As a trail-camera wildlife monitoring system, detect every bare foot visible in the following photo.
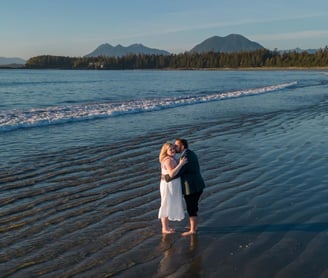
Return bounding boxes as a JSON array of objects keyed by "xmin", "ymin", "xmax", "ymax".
[
  {"xmin": 162, "ymin": 229, "xmax": 175, "ymax": 234},
  {"xmin": 181, "ymin": 230, "xmax": 196, "ymax": 236}
]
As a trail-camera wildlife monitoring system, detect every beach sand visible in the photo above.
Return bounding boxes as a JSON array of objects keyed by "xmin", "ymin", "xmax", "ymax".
[{"xmin": 1, "ymin": 97, "xmax": 327, "ymax": 277}]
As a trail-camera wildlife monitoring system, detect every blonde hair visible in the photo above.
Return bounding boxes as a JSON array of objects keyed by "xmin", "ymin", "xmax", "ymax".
[{"xmin": 159, "ymin": 142, "xmax": 173, "ymax": 163}]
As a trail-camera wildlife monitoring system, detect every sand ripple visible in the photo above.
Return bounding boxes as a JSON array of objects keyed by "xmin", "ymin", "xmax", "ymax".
[{"xmin": 1, "ymin": 99, "xmax": 327, "ymax": 277}]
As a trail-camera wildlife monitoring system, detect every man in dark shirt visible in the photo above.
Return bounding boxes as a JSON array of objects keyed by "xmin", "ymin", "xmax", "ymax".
[{"xmin": 174, "ymin": 138, "xmax": 205, "ymax": 236}]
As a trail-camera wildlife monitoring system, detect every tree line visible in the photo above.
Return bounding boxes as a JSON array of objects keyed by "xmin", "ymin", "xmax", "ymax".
[{"xmin": 25, "ymin": 48, "xmax": 328, "ymax": 69}]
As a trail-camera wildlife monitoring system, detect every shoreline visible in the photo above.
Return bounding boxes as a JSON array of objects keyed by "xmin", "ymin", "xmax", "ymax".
[
  {"xmin": 2, "ymin": 66, "xmax": 328, "ymax": 71},
  {"xmin": 1, "ymin": 70, "xmax": 327, "ymax": 277},
  {"xmin": 162, "ymin": 66, "xmax": 328, "ymax": 71}
]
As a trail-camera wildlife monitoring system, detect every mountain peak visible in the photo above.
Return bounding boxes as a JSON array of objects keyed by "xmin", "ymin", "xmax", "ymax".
[
  {"xmin": 191, "ymin": 34, "xmax": 264, "ymax": 53},
  {"xmin": 85, "ymin": 43, "xmax": 169, "ymax": 57}
]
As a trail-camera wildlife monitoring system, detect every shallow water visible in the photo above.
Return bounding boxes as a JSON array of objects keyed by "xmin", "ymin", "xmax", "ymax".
[{"xmin": 0, "ymin": 70, "xmax": 327, "ymax": 277}]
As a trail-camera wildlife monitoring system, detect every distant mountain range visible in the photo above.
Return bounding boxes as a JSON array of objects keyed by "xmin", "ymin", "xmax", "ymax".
[
  {"xmin": 0, "ymin": 57, "xmax": 26, "ymax": 66},
  {"xmin": 86, "ymin": 34, "xmax": 264, "ymax": 57},
  {"xmin": 0, "ymin": 35, "xmax": 322, "ymax": 63},
  {"xmin": 279, "ymin": 47, "xmax": 318, "ymax": 54},
  {"xmin": 85, "ymin": 43, "xmax": 170, "ymax": 57},
  {"xmin": 190, "ymin": 34, "xmax": 264, "ymax": 53}
]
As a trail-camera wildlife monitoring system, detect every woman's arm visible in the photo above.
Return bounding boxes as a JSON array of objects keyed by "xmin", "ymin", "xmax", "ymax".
[{"xmin": 163, "ymin": 157, "xmax": 187, "ymax": 178}]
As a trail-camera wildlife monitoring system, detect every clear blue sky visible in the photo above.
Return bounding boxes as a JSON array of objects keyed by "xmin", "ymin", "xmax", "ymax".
[{"xmin": 1, "ymin": 0, "xmax": 328, "ymax": 59}]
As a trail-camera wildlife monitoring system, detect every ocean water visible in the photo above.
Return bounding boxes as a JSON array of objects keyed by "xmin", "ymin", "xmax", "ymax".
[{"xmin": 0, "ymin": 69, "xmax": 327, "ymax": 277}]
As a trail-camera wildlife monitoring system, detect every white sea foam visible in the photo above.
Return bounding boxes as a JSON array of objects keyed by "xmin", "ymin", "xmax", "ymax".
[{"xmin": 0, "ymin": 81, "xmax": 297, "ymax": 132}]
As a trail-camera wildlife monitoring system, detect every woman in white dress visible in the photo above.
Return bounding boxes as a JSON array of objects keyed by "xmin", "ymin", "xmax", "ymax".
[{"xmin": 158, "ymin": 142, "xmax": 187, "ymax": 234}]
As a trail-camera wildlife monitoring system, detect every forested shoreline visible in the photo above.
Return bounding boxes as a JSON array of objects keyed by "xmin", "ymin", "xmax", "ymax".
[{"xmin": 24, "ymin": 48, "xmax": 328, "ymax": 69}]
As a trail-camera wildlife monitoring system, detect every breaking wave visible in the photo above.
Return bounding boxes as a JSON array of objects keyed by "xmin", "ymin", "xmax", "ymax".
[{"xmin": 0, "ymin": 81, "xmax": 297, "ymax": 132}]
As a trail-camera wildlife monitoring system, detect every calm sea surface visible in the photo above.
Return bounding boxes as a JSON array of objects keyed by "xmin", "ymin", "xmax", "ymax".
[{"xmin": 0, "ymin": 69, "xmax": 327, "ymax": 277}]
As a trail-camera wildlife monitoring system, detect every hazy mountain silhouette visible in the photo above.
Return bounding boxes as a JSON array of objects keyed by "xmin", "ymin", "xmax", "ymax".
[
  {"xmin": 85, "ymin": 43, "xmax": 170, "ymax": 57},
  {"xmin": 1, "ymin": 34, "xmax": 321, "ymax": 62},
  {"xmin": 190, "ymin": 34, "xmax": 264, "ymax": 53},
  {"xmin": 0, "ymin": 57, "xmax": 25, "ymax": 65}
]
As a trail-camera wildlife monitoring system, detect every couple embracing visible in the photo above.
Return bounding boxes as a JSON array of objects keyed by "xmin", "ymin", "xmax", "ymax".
[{"xmin": 158, "ymin": 138, "xmax": 205, "ymax": 236}]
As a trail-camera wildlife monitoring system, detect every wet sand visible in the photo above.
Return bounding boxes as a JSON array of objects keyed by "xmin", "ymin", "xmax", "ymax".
[{"xmin": 1, "ymin": 97, "xmax": 327, "ymax": 277}]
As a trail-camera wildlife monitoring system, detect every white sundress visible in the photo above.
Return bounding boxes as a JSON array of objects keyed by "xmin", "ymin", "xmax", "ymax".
[{"xmin": 158, "ymin": 160, "xmax": 185, "ymax": 221}]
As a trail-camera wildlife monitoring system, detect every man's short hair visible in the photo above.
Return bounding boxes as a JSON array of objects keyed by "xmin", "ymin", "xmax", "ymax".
[{"xmin": 176, "ymin": 138, "xmax": 188, "ymax": 149}]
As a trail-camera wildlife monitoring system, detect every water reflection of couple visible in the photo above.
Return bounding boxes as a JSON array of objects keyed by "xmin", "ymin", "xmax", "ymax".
[{"xmin": 158, "ymin": 138, "xmax": 205, "ymax": 236}]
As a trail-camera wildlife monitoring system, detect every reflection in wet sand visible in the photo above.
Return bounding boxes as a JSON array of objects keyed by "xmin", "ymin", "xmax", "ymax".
[{"xmin": 156, "ymin": 234, "xmax": 201, "ymax": 278}]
